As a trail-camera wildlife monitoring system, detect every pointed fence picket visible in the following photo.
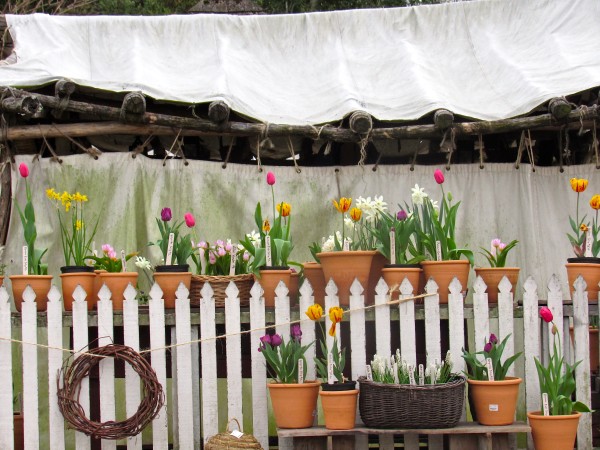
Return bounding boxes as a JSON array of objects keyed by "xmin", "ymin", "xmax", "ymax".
[{"xmin": 1, "ymin": 271, "xmax": 597, "ymax": 450}]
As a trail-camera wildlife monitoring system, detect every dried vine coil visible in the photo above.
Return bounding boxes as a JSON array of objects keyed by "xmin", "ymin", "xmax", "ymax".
[{"xmin": 57, "ymin": 344, "xmax": 164, "ymax": 440}]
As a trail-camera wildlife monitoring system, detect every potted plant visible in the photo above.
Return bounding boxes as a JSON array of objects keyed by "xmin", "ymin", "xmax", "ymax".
[
  {"xmin": 258, "ymin": 324, "xmax": 318, "ymax": 429},
  {"xmin": 148, "ymin": 208, "xmax": 194, "ymax": 308},
  {"xmin": 370, "ymin": 208, "xmax": 425, "ymax": 298},
  {"xmin": 240, "ymin": 171, "xmax": 296, "ymax": 307},
  {"xmin": 565, "ymin": 178, "xmax": 600, "ymax": 300},
  {"xmin": 413, "ymin": 169, "xmax": 474, "ymax": 303},
  {"xmin": 527, "ymin": 307, "xmax": 592, "ymax": 450},
  {"xmin": 316, "ymin": 195, "xmax": 388, "ymax": 306},
  {"xmin": 305, "ymin": 303, "xmax": 358, "ymax": 430},
  {"xmin": 86, "ymin": 244, "xmax": 138, "ymax": 310},
  {"xmin": 474, "ymin": 238, "xmax": 519, "ymax": 303},
  {"xmin": 359, "ymin": 350, "xmax": 464, "ymax": 428},
  {"xmin": 302, "ymin": 243, "xmax": 327, "ymax": 306},
  {"xmin": 10, "ymin": 163, "xmax": 52, "ymax": 312},
  {"xmin": 462, "ymin": 333, "xmax": 522, "ymax": 425}
]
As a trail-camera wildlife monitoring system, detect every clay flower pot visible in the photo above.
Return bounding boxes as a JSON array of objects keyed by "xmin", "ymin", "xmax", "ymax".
[
  {"xmin": 97, "ymin": 272, "xmax": 139, "ymax": 310},
  {"xmin": 467, "ymin": 377, "xmax": 521, "ymax": 425},
  {"xmin": 302, "ymin": 262, "xmax": 326, "ymax": 306},
  {"xmin": 60, "ymin": 266, "xmax": 96, "ymax": 311},
  {"xmin": 257, "ymin": 267, "xmax": 292, "ymax": 307},
  {"xmin": 381, "ymin": 264, "xmax": 422, "ymax": 300},
  {"xmin": 421, "ymin": 260, "xmax": 470, "ymax": 303},
  {"xmin": 154, "ymin": 264, "xmax": 192, "ymax": 308},
  {"xmin": 565, "ymin": 257, "xmax": 600, "ymax": 301},
  {"xmin": 473, "ymin": 267, "xmax": 520, "ymax": 303},
  {"xmin": 320, "ymin": 380, "xmax": 358, "ymax": 430},
  {"xmin": 527, "ymin": 410, "xmax": 581, "ymax": 450},
  {"xmin": 9, "ymin": 274, "xmax": 53, "ymax": 312},
  {"xmin": 93, "ymin": 269, "xmax": 107, "ymax": 302},
  {"xmin": 268, "ymin": 381, "xmax": 320, "ymax": 428}
]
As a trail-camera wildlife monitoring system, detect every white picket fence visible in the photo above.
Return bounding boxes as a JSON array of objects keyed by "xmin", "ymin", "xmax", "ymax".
[{"xmin": 0, "ymin": 273, "xmax": 595, "ymax": 450}]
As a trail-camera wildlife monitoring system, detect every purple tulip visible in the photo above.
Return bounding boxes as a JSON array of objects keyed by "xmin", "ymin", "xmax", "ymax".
[
  {"xmin": 260, "ymin": 334, "xmax": 272, "ymax": 346},
  {"xmin": 397, "ymin": 210, "xmax": 408, "ymax": 221},
  {"xmin": 161, "ymin": 207, "xmax": 172, "ymax": 222},
  {"xmin": 484, "ymin": 342, "xmax": 492, "ymax": 353},
  {"xmin": 489, "ymin": 334, "xmax": 498, "ymax": 345},
  {"xmin": 270, "ymin": 334, "xmax": 283, "ymax": 347},
  {"xmin": 291, "ymin": 324, "xmax": 302, "ymax": 342}
]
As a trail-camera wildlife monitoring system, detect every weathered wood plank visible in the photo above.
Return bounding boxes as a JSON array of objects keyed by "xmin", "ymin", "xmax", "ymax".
[
  {"xmin": 522, "ymin": 277, "xmax": 540, "ymax": 450},
  {"xmin": 97, "ymin": 285, "xmax": 116, "ymax": 450},
  {"xmin": 0, "ymin": 287, "xmax": 13, "ymax": 450},
  {"xmin": 349, "ymin": 279, "xmax": 368, "ymax": 450},
  {"xmin": 497, "ymin": 277, "xmax": 515, "ymax": 377},
  {"xmin": 250, "ymin": 282, "xmax": 268, "ymax": 450},
  {"xmin": 46, "ymin": 286, "xmax": 65, "ymax": 450},
  {"xmin": 72, "ymin": 285, "xmax": 91, "ymax": 450},
  {"xmin": 200, "ymin": 281, "xmax": 218, "ymax": 444},
  {"xmin": 123, "ymin": 285, "xmax": 141, "ymax": 450},
  {"xmin": 225, "ymin": 282, "xmax": 243, "ymax": 427}
]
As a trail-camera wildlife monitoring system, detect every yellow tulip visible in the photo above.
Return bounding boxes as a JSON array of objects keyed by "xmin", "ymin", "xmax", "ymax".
[
  {"xmin": 570, "ymin": 178, "xmax": 588, "ymax": 193},
  {"xmin": 349, "ymin": 207, "xmax": 362, "ymax": 222},
  {"xmin": 580, "ymin": 223, "xmax": 589, "ymax": 232},
  {"xmin": 590, "ymin": 194, "xmax": 600, "ymax": 210},
  {"xmin": 305, "ymin": 304, "xmax": 323, "ymax": 321},
  {"xmin": 333, "ymin": 197, "xmax": 352, "ymax": 213},
  {"xmin": 262, "ymin": 219, "xmax": 271, "ymax": 233},
  {"xmin": 328, "ymin": 306, "xmax": 344, "ymax": 336},
  {"xmin": 276, "ymin": 202, "xmax": 291, "ymax": 217}
]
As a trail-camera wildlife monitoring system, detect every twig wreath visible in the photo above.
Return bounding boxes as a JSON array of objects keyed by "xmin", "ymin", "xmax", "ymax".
[{"xmin": 57, "ymin": 344, "xmax": 164, "ymax": 440}]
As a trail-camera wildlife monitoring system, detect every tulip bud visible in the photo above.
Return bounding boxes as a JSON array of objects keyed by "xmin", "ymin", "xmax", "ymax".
[
  {"xmin": 160, "ymin": 207, "xmax": 172, "ymax": 222},
  {"xmin": 19, "ymin": 163, "xmax": 29, "ymax": 178},
  {"xmin": 434, "ymin": 169, "xmax": 444, "ymax": 184},
  {"xmin": 184, "ymin": 212, "xmax": 195, "ymax": 228},
  {"xmin": 266, "ymin": 171, "xmax": 276, "ymax": 186},
  {"xmin": 270, "ymin": 334, "xmax": 283, "ymax": 347},
  {"xmin": 396, "ymin": 210, "xmax": 408, "ymax": 221}
]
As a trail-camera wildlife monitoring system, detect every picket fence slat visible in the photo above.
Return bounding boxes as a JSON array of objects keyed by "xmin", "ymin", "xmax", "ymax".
[
  {"xmin": 122, "ymin": 285, "xmax": 142, "ymax": 450},
  {"xmin": 22, "ymin": 287, "xmax": 39, "ymax": 450},
  {"xmin": 0, "ymin": 287, "xmax": 14, "ymax": 450},
  {"xmin": 249, "ymin": 282, "xmax": 268, "ymax": 450},
  {"xmin": 148, "ymin": 284, "xmax": 168, "ymax": 449},
  {"xmin": 274, "ymin": 282, "xmax": 293, "ymax": 450},
  {"xmin": 72, "ymin": 286, "xmax": 91, "ymax": 450},
  {"xmin": 299, "ymin": 280, "xmax": 316, "ymax": 381},
  {"xmin": 522, "ymin": 277, "xmax": 540, "ymax": 450},
  {"xmin": 546, "ymin": 275, "xmax": 563, "ymax": 361},
  {"xmin": 472, "ymin": 276, "xmax": 490, "ymax": 353},
  {"xmin": 573, "ymin": 276, "xmax": 592, "ymax": 450},
  {"xmin": 497, "ymin": 277, "xmax": 515, "ymax": 377},
  {"xmin": 47, "ymin": 286, "xmax": 65, "ymax": 450},
  {"xmin": 200, "ymin": 282, "xmax": 218, "ymax": 444},
  {"xmin": 191, "ymin": 324, "xmax": 201, "ymax": 447},
  {"xmin": 225, "ymin": 282, "xmax": 244, "ymax": 429},
  {"xmin": 97, "ymin": 285, "xmax": 116, "ymax": 450},
  {"xmin": 324, "ymin": 280, "xmax": 340, "ymax": 375}
]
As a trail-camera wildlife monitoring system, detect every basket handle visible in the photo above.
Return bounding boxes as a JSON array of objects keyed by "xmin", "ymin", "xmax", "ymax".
[{"xmin": 226, "ymin": 418, "xmax": 242, "ymax": 433}]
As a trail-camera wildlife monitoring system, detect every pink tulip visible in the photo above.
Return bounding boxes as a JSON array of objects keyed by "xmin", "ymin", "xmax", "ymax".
[
  {"xmin": 266, "ymin": 171, "xmax": 276, "ymax": 186},
  {"xmin": 184, "ymin": 212, "xmax": 195, "ymax": 228},
  {"xmin": 19, "ymin": 163, "xmax": 29, "ymax": 178},
  {"xmin": 434, "ymin": 169, "xmax": 444, "ymax": 184},
  {"xmin": 540, "ymin": 306, "xmax": 553, "ymax": 323}
]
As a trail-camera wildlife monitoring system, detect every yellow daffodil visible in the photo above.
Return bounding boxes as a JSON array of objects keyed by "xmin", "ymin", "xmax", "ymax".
[
  {"xmin": 72, "ymin": 192, "xmax": 88, "ymax": 203},
  {"xmin": 349, "ymin": 207, "xmax": 362, "ymax": 222},
  {"xmin": 305, "ymin": 304, "xmax": 323, "ymax": 321},
  {"xmin": 262, "ymin": 219, "xmax": 271, "ymax": 233},
  {"xmin": 65, "ymin": 201, "xmax": 71, "ymax": 212},
  {"xmin": 328, "ymin": 306, "xmax": 344, "ymax": 336},
  {"xmin": 276, "ymin": 202, "xmax": 291, "ymax": 217},
  {"xmin": 590, "ymin": 195, "xmax": 600, "ymax": 210},
  {"xmin": 570, "ymin": 178, "xmax": 588, "ymax": 193},
  {"xmin": 333, "ymin": 197, "xmax": 352, "ymax": 214},
  {"xmin": 75, "ymin": 220, "xmax": 83, "ymax": 231},
  {"xmin": 46, "ymin": 188, "xmax": 60, "ymax": 201}
]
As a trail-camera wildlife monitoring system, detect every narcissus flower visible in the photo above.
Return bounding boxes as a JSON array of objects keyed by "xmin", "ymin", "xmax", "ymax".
[
  {"xmin": 349, "ymin": 207, "xmax": 362, "ymax": 222},
  {"xmin": 333, "ymin": 197, "xmax": 352, "ymax": 213},
  {"xmin": 305, "ymin": 304, "xmax": 323, "ymax": 321},
  {"xmin": 570, "ymin": 178, "xmax": 588, "ymax": 193},
  {"xmin": 328, "ymin": 306, "xmax": 344, "ymax": 336},
  {"xmin": 276, "ymin": 202, "xmax": 291, "ymax": 217},
  {"xmin": 19, "ymin": 163, "xmax": 29, "ymax": 178}
]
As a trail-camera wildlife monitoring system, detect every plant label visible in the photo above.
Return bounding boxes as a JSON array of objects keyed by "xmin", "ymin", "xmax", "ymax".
[
  {"xmin": 435, "ymin": 241, "xmax": 442, "ymax": 261},
  {"xmin": 22, "ymin": 245, "xmax": 28, "ymax": 275},
  {"xmin": 265, "ymin": 235, "xmax": 272, "ymax": 266},
  {"xmin": 328, "ymin": 353, "xmax": 334, "ymax": 385},
  {"xmin": 408, "ymin": 365, "xmax": 416, "ymax": 385},
  {"xmin": 93, "ymin": 249, "xmax": 98, "ymax": 257},
  {"xmin": 418, "ymin": 364, "xmax": 425, "ymax": 385},
  {"xmin": 489, "ymin": 404, "xmax": 499, "ymax": 412},
  {"xmin": 343, "ymin": 239, "xmax": 350, "ymax": 251},
  {"xmin": 585, "ymin": 229, "xmax": 593, "ymax": 257},
  {"xmin": 166, "ymin": 233, "xmax": 174, "ymax": 265},
  {"xmin": 366, "ymin": 365, "xmax": 373, "ymax": 381},
  {"xmin": 390, "ymin": 228, "xmax": 396, "ymax": 265},
  {"xmin": 229, "ymin": 246, "xmax": 237, "ymax": 276},
  {"xmin": 486, "ymin": 357, "xmax": 495, "ymax": 381},
  {"xmin": 121, "ymin": 250, "xmax": 127, "ymax": 272},
  {"xmin": 297, "ymin": 359, "xmax": 304, "ymax": 384},
  {"xmin": 230, "ymin": 430, "xmax": 244, "ymax": 439},
  {"xmin": 542, "ymin": 393, "xmax": 549, "ymax": 416},
  {"xmin": 393, "ymin": 362, "xmax": 399, "ymax": 383}
]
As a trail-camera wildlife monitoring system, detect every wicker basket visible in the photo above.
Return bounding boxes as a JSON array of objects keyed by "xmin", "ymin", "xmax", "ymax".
[
  {"xmin": 205, "ymin": 418, "xmax": 263, "ymax": 450},
  {"xmin": 190, "ymin": 274, "xmax": 254, "ymax": 307},
  {"xmin": 358, "ymin": 376, "xmax": 465, "ymax": 429}
]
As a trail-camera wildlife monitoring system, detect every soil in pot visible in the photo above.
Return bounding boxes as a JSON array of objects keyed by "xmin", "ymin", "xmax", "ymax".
[
  {"xmin": 9, "ymin": 275, "xmax": 53, "ymax": 312},
  {"xmin": 321, "ymin": 380, "xmax": 357, "ymax": 391},
  {"xmin": 155, "ymin": 264, "xmax": 190, "ymax": 273}
]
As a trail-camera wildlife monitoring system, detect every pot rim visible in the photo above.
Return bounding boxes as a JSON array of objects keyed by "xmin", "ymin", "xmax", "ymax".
[
  {"xmin": 319, "ymin": 389, "xmax": 359, "ymax": 396},
  {"xmin": 527, "ymin": 410, "xmax": 582, "ymax": 419},
  {"xmin": 98, "ymin": 271, "xmax": 139, "ymax": 277},
  {"xmin": 474, "ymin": 267, "xmax": 520, "ymax": 271},
  {"xmin": 467, "ymin": 376, "xmax": 522, "ymax": 386},
  {"xmin": 317, "ymin": 250, "xmax": 378, "ymax": 257},
  {"xmin": 9, "ymin": 274, "xmax": 53, "ymax": 280},
  {"xmin": 267, "ymin": 380, "xmax": 320, "ymax": 388},
  {"xmin": 420, "ymin": 259, "xmax": 470, "ymax": 266}
]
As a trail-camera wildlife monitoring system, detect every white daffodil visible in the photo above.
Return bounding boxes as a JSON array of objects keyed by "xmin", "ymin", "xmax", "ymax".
[
  {"xmin": 372, "ymin": 195, "xmax": 388, "ymax": 213},
  {"xmin": 135, "ymin": 256, "xmax": 153, "ymax": 271},
  {"xmin": 247, "ymin": 230, "xmax": 261, "ymax": 247},
  {"xmin": 411, "ymin": 184, "xmax": 428, "ymax": 205}
]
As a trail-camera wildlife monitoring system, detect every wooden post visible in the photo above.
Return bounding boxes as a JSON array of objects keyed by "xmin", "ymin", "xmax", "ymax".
[
  {"xmin": 349, "ymin": 111, "xmax": 373, "ymax": 134},
  {"xmin": 1, "ymin": 96, "xmax": 40, "ymax": 117},
  {"xmin": 0, "ymin": 147, "xmax": 11, "ymax": 246},
  {"xmin": 434, "ymin": 109, "xmax": 454, "ymax": 130},
  {"xmin": 120, "ymin": 92, "xmax": 146, "ymax": 122},
  {"xmin": 200, "ymin": 282, "xmax": 218, "ymax": 445},
  {"xmin": 208, "ymin": 100, "xmax": 230, "ymax": 123},
  {"xmin": 548, "ymin": 98, "xmax": 572, "ymax": 121},
  {"xmin": 55, "ymin": 80, "xmax": 76, "ymax": 98}
]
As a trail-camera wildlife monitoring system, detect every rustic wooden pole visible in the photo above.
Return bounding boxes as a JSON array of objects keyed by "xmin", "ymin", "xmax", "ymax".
[
  {"xmin": 349, "ymin": 111, "xmax": 373, "ymax": 134},
  {"xmin": 55, "ymin": 79, "xmax": 76, "ymax": 99},
  {"xmin": 434, "ymin": 109, "xmax": 454, "ymax": 130},
  {"xmin": 207, "ymin": 100, "xmax": 230, "ymax": 123},
  {"xmin": 0, "ymin": 149, "xmax": 11, "ymax": 246},
  {"xmin": 1, "ymin": 96, "xmax": 41, "ymax": 118},
  {"xmin": 120, "ymin": 92, "xmax": 146, "ymax": 122},
  {"xmin": 548, "ymin": 97, "xmax": 572, "ymax": 120}
]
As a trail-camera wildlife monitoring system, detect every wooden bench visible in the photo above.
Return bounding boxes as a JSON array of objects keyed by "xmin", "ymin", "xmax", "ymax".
[{"xmin": 278, "ymin": 422, "xmax": 531, "ymax": 450}]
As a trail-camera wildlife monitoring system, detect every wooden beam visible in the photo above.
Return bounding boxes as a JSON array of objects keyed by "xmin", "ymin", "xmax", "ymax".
[
  {"xmin": 349, "ymin": 111, "xmax": 373, "ymax": 134},
  {"xmin": 120, "ymin": 92, "xmax": 146, "ymax": 122},
  {"xmin": 55, "ymin": 79, "xmax": 76, "ymax": 98},
  {"xmin": 1, "ymin": 96, "xmax": 41, "ymax": 118},
  {"xmin": 207, "ymin": 100, "xmax": 230, "ymax": 123},
  {"xmin": 0, "ymin": 148, "xmax": 11, "ymax": 246},
  {"xmin": 434, "ymin": 109, "xmax": 454, "ymax": 130},
  {"xmin": 548, "ymin": 97, "xmax": 572, "ymax": 121}
]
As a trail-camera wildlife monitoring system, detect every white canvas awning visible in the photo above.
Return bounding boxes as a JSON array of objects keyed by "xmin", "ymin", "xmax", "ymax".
[{"xmin": 1, "ymin": 0, "xmax": 599, "ymax": 125}]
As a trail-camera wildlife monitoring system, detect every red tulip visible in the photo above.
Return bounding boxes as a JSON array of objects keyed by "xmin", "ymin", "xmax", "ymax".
[
  {"xmin": 266, "ymin": 171, "xmax": 276, "ymax": 186},
  {"xmin": 19, "ymin": 163, "xmax": 29, "ymax": 178},
  {"xmin": 539, "ymin": 306, "xmax": 553, "ymax": 323},
  {"xmin": 184, "ymin": 212, "xmax": 195, "ymax": 228},
  {"xmin": 434, "ymin": 169, "xmax": 444, "ymax": 184}
]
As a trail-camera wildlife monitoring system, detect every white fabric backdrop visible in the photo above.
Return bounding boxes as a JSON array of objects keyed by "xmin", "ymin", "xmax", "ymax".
[
  {"xmin": 2, "ymin": 0, "xmax": 600, "ymax": 124},
  {"xmin": 4, "ymin": 153, "xmax": 600, "ymax": 300}
]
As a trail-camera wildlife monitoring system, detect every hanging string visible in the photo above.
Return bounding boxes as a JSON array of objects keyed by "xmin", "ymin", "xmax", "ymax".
[
  {"xmin": 372, "ymin": 151, "xmax": 383, "ymax": 172},
  {"xmin": 286, "ymin": 136, "xmax": 301, "ymax": 173},
  {"xmin": 578, "ymin": 105, "xmax": 589, "ymax": 136},
  {"xmin": 38, "ymin": 127, "xmax": 62, "ymax": 164},
  {"xmin": 221, "ymin": 137, "xmax": 235, "ymax": 169},
  {"xmin": 410, "ymin": 142, "xmax": 419, "ymax": 171},
  {"xmin": 357, "ymin": 130, "xmax": 371, "ymax": 166},
  {"xmin": 444, "ymin": 128, "xmax": 456, "ymax": 170},
  {"xmin": 557, "ymin": 129, "xmax": 564, "ymax": 173},
  {"xmin": 563, "ymin": 126, "xmax": 571, "ymax": 166},
  {"xmin": 525, "ymin": 129, "xmax": 535, "ymax": 172},
  {"xmin": 478, "ymin": 134, "xmax": 484, "ymax": 169},
  {"xmin": 515, "ymin": 130, "xmax": 525, "ymax": 170},
  {"xmin": 131, "ymin": 135, "xmax": 153, "ymax": 159},
  {"xmin": 163, "ymin": 128, "xmax": 187, "ymax": 166}
]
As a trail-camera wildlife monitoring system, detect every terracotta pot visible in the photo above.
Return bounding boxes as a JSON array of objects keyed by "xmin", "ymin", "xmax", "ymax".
[
  {"xmin": 97, "ymin": 272, "xmax": 139, "ymax": 310},
  {"xmin": 467, "ymin": 377, "xmax": 521, "ymax": 425},
  {"xmin": 93, "ymin": 269, "xmax": 107, "ymax": 302},
  {"xmin": 367, "ymin": 252, "xmax": 387, "ymax": 304},
  {"xmin": 153, "ymin": 271, "xmax": 192, "ymax": 308},
  {"xmin": 473, "ymin": 267, "xmax": 520, "ymax": 303},
  {"xmin": 421, "ymin": 260, "xmax": 470, "ymax": 303},
  {"xmin": 9, "ymin": 275, "xmax": 53, "ymax": 312},
  {"xmin": 60, "ymin": 271, "xmax": 96, "ymax": 311},
  {"xmin": 381, "ymin": 265, "xmax": 422, "ymax": 300},
  {"xmin": 527, "ymin": 410, "xmax": 581, "ymax": 450},
  {"xmin": 268, "ymin": 381, "xmax": 320, "ymax": 428},
  {"xmin": 565, "ymin": 259, "xmax": 600, "ymax": 301},
  {"xmin": 569, "ymin": 326, "xmax": 599, "ymax": 373},
  {"xmin": 303, "ymin": 262, "xmax": 326, "ymax": 306},
  {"xmin": 13, "ymin": 412, "xmax": 23, "ymax": 450},
  {"xmin": 289, "ymin": 271, "xmax": 300, "ymax": 306},
  {"xmin": 257, "ymin": 267, "xmax": 292, "ymax": 307},
  {"xmin": 320, "ymin": 389, "xmax": 359, "ymax": 430},
  {"xmin": 317, "ymin": 251, "xmax": 378, "ymax": 306}
]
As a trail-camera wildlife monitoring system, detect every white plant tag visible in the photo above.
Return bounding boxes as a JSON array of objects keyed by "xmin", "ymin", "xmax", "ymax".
[
  {"xmin": 166, "ymin": 233, "xmax": 174, "ymax": 265},
  {"xmin": 418, "ymin": 364, "xmax": 425, "ymax": 385},
  {"xmin": 229, "ymin": 246, "xmax": 237, "ymax": 276},
  {"xmin": 486, "ymin": 357, "xmax": 495, "ymax": 381},
  {"xmin": 121, "ymin": 250, "xmax": 127, "ymax": 272},
  {"xmin": 22, "ymin": 245, "xmax": 28, "ymax": 275},
  {"xmin": 366, "ymin": 365, "xmax": 373, "ymax": 381},
  {"xmin": 328, "ymin": 353, "xmax": 335, "ymax": 385},
  {"xmin": 542, "ymin": 392, "xmax": 550, "ymax": 416},
  {"xmin": 390, "ymin": 228, "xmax": 396, "ymax": 265},
  {"xmin": 489, "ymin": 404, "xmax": 499, "ymax": 412},
  {"xmin": 231, "ymin": 430, "xmax": 244, "ymax": 439},
  {"xmin": 408, "ymin": 365, "xmax": 416, "ymax": 385},
  {"xmin": 343, "ymin": 239, "xmax": 350, "ymax": 251},
  {"xmin": 297, "ymin": 359, "xmax": 304, "ymax": 384},
  {"xmin": 435, "ymin": 241, "xmax": 442, "ymax": 261},
  {"xmin": 585, "ymin": 229, "xmax": 593, "ymax": 257},
  {"xmin": 265, "ymin": 235, "xmax": 272, "ymax": 266}
]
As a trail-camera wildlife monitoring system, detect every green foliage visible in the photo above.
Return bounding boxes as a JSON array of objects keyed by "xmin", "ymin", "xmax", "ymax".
[
  {"xmin": 148, "ymin": 212, "xmax": 195, "ymax": 266},
  {"xmin": 86, "ymin": 250, "xmax": 138, "ymax": 272},
  {"xmin": 369, "ymin": 210, "xmax": 424, "ymax": 264},
  {"xmin": 315, "ymin": 336, "xmax": 346, "ymax": 382},
  {"xmin": 259, "ymin": 328, "xmax": 313, "ymax": 383},
  {"xmin": 15, "ymin": 178, "xmax": 48, "ymax": 275},
  {"xmin": 370, "ymin": 350, "xmax": 456, "ymax": 385},
  {"xmin": 480, "ymin": 239, "xmax": 518, "ymax": 268},
  {"xmin": 462, "ymin": 334, "xmax": 521, "ymax": 381}
]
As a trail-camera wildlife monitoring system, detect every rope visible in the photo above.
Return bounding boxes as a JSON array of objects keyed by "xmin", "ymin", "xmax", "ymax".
[
  {"xmin": 38, "ymin": 126, "xmax": 63, "ymax": 164},
  {"xmin": 287, "ymin": 136, "xmax": 301, "ymax": 173},
  {"xmin": 358, "ymin": 130, "xmax": 371, "ymax": 166},
  {"xmin": 256, "ymin": 136, "xmax": 262, "ymax": 172},
  {"xmin": 52, "ymin": 125, "xmax": 101, "ymax": 160},
  {"xmin": 558, "ymin": 128, "xmax": 564, "ymax": 173},
  {"xmin": 445, "ymin": 128, "xmax": 456, "ymax": 170},
  {"xmin": 131, "ymin": 135, "xmax": 153, "ymax": 159},
  {"xmin": 221, "ymin": 137, "xmax": 235, "ymax": 169},
  {"xmin": 526, "ymin": 129, "xmax": 535, "ymax": 172}
]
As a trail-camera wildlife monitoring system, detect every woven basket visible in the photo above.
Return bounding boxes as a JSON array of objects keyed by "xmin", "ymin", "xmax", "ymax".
[
  {"xmin": 358, "ymin": 376, "xmax": 465, "ymax": 429},
  {"xmin": 190, "ymin": 274, "xmax": 254, "ymax": 307},
  {"xmin": 205, "ymin": 418, "xmax": 263, "ymax": 450}
]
